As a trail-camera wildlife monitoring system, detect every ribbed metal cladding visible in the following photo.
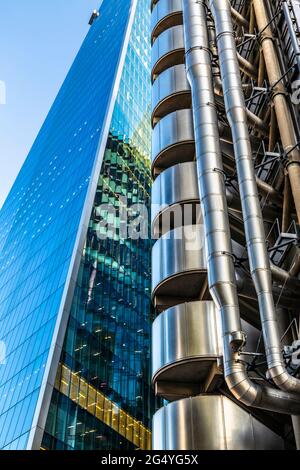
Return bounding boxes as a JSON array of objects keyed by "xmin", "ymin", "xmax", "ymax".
[{"xmin": 152, "ymin": 64, "xmax": 191, "ymax": 125}]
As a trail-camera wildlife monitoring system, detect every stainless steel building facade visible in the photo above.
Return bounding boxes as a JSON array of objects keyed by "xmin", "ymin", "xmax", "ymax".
[
  {"xmin": 150, "ymin": 0, "xmax": 300, "ymax": 450},
  {"xmin": 0, "ymin": 0, "xmax": 156, "ymax": 450}
]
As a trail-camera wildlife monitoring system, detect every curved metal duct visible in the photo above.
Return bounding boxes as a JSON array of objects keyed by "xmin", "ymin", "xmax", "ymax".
[
  {"xmin": 270, "ymin": 262, "xmax": 300, "ymax": 292},
  {"xmin": 183, "ymin": 0, "xmax": 300, "ymax": 414},
  {"xmin": 230, "ymin": 5, "xmax": 249, "ymax": 30},
  {"xmin": 153, "ymin": 395, "xmax": 285, "ymax": 450},
  {"xmin": 209, "ymin": 0, "xmax": 300, "ymax": 396}
]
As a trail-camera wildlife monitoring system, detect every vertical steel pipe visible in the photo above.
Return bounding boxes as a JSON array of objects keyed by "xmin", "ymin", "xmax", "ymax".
[
  {"xmin": 231, "ymin": 6, "xmax": 249, "ymax": 30},
  {"xmin": 257, "ymin": 50, "xmax": 265, "ymax": 87},
  {"xmin": 183, "ymin": 0, "xmax": 300, "ymax": 415},
  {"xmin": 253, "ymin": 0, "xmax": 300, "ymax": 225},
  {"xmin": 282, "ymin": 172, "xmax": 292, "ymax": 232},
  {"xmin": 292, "ymin": 416, "xmax": 300, "ymax": 450}
]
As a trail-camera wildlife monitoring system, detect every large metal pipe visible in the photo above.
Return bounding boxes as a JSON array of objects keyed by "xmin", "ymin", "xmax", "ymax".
[
  {"xmin": 183, "ymin": 0, "xmax": 300, "ymax": 415},
  {"xmin": 207, "ymin": 25, "xmax": 265, "ymax": 132},
  {"xmin": 209, "ymin": 0, "xmax": 300, "ymax": 396},
  {"xmin": 253, "ymin": 0, "xmax": 300, "ymax": 225}
]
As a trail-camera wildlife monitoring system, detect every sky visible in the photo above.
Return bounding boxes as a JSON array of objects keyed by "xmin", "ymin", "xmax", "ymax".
[{"xmin": 0, "ymin": 0, "xmax": 101, "ymax": 209}]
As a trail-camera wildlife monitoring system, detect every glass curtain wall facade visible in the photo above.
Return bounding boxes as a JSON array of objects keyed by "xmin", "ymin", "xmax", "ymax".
[
  {"xmin": 0, "ymin": 0, "xmax": 154, "ymax": 450},
  {"xmin": 42, "ymin": 0, "xmax": 154, "ymax": 450}
]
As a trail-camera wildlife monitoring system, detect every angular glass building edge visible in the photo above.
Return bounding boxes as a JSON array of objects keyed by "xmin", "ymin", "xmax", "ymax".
[{"xmin": 0, "ymin": 0, "xmax": 155, "ymax": 450}]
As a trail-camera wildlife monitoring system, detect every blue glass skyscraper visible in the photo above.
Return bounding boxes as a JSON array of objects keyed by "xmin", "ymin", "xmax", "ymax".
[{"xmin": 0, "ymin": 0, "xmax": 154, "ymax": 450}]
